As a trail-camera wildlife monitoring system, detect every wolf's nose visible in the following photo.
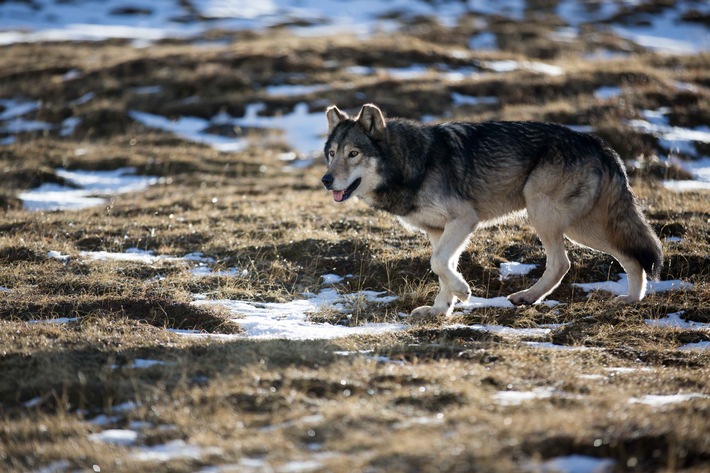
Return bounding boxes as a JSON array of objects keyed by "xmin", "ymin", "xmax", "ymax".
[{"xmin": 321, "ymin": 174, "xmax": 334, "ymax": 189}]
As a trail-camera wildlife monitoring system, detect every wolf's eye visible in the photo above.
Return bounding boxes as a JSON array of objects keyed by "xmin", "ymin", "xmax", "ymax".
[
  {"xmin": 348, "ymin": 150, "xmax": 359, "ymax": 158},
  {"xmin": 329, "ymin": 150, "xmax": 335, "ymax": 158}
]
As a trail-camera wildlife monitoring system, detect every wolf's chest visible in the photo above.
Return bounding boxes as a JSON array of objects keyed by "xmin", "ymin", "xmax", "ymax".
[{"xmin": 396, "ymin": 204, "xmax": 450, "ymax": 232}]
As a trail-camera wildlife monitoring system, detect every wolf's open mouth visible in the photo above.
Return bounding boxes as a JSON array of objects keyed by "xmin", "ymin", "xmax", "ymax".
[{"xmin": 332, "ymin": 178, "xmax": 361, "ymax": 202}]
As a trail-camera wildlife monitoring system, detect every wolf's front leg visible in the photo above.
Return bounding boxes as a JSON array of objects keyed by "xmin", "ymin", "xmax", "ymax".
[
  {"xmin": 429, "ymin": 218, "xmax": 477, "ymax": 302},
  {"xmin": 410, "ymin": 277, "xmax": 456, "ymax": 320},
  {"xmin": 410, "ymin": 218, "xmax": 477, "ymax": 320}
]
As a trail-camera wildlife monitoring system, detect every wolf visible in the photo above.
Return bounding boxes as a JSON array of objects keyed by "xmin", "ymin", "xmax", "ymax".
[{"xmin": 321, "ymin": 103, "xmax": 663, "ymax": 319}]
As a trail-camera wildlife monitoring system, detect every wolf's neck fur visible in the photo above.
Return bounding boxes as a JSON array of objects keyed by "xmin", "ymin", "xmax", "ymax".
[{"xmin": 368, "ymin": 119, "xmax": 432, "ymax": 216}]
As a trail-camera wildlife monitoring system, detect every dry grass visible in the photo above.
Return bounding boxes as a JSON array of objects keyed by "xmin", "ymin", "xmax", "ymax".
[{"xmin": 1, "ymin": 8, "xmax": 709, "ymax": 473}]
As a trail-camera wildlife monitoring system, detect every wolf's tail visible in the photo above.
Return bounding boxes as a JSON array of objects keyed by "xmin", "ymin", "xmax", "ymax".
[{"xmin": 607, "ymin": 175, "xmax": 663, "ymax": 280}]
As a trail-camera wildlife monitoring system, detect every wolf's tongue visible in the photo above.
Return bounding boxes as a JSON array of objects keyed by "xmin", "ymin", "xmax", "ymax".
[{"xmin": 332, "ymin": 190, "xmax": 345, "ymax": 202}]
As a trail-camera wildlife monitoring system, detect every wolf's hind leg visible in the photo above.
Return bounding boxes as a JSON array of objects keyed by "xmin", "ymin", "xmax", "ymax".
[
  {"xmin": 566, "ymin": 221, "xmax": 647, "ymax": 303},
  {"xmin": 508, "ymin": 229, "xmax": 570, "ymax": 305}
]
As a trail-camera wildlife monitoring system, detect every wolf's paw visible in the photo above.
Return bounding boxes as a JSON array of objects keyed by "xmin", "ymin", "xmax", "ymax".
[
  {"xmin": 409, "ymin": 305, "xmax": 447, "ymax": 323},
  {"xmin": 450, "ymin": 281, "xmax": 471, "ymax": 302},
  {"xmin": 612, "ymin": 294, "xmax": 641, "ymax": 304},
  {"xmin": 507, "ymin": 290, "xmax": 539, "ymax": 306}
]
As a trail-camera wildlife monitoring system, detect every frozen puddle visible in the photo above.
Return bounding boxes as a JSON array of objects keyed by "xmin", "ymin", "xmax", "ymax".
[
  {"xmin": 193, "ymin": 288, "xmax": 404, "ymax": 340},
  {"xmin": 19, "ymin": 167, "xmax": 158, "ymax": 211},
  {"xmin": 574, "ymin": 273, "xmax": 693, "ymax": 296}
]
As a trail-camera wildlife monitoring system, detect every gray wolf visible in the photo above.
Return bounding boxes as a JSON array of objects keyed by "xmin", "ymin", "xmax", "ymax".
[{"xmin": 321, "ymin": 103, "xmax": 663, "ymax": 318}]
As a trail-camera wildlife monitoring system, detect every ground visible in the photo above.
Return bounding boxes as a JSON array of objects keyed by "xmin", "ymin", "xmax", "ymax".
[{"xmin": 0, "ymin": 1, "xmax": 709, "ymax": 472}]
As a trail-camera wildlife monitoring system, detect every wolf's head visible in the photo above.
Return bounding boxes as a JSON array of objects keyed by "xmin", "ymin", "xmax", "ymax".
[{"xmin": 321, "ymin": 104, "xmax": 387, "ymax": 203}]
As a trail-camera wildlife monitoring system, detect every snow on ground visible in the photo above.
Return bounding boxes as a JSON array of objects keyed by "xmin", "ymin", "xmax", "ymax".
[
  {"xmin": 624, "ymin": 108, "xmax": 710, "ymax": 191},
  {"xmin": 131, "ymin": 102, "xmax": 325, "ymax": 157},
  {"xmin": 679, "ymin": 341, "xmax": 710, "ymax": 351},
  {"xmin": 535, "ymin": 454, "xmax": 615, "ymax": 473},
  {"xmin": 34, "ymin": 250, "xmax": 700, "ymax": 343},
  {"xmin": 498, "ymin": 262, "xmax": 538, "ymax": 280},
  {"xmin": 611, "ymin": 5, "xmax": 710, "ymax": 54},
  {"xmin": 574, "ymin": 273, "xmax": 693, "ymax": 296},
  {"xmin": 193, "ymin": 288, "xmax": 404, "ymax": 340},
  {"xmin": 1, "ymin": 0, "xmax": 706, "ymax": 53},
  {"xmin": 19, "ymin": 167, "xmax": 159, "ymax": 211},
  {"xmin": 0, "ymin": 98, "xmax": 86, "ymax": 144},
  {"xmin": 128, "ymin": 110, "xmax": 247, "ymax": 153},
  {"xmin": 629, "ymin": 393, "xmax": 710, "ymax": 407},
  {"xmin": 88, "ymin": 429, "xmax": 138, "ymax": 446},
  {"xmin": 493, "ymin": 387, "xmax": 562, "ymax": 406},
  {"xmin": 645, "ymin": 311, "xmax": 710, "ymax": 330},
  {"xmin": 129, "ymin": 439, "xmax": 222, "ymax": 462}
]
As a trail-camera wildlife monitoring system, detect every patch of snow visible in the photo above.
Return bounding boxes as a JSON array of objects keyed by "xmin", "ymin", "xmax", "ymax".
[
  {"xmin": 594, "ymin": 86, "xmax": 622, "ymax": 100},
  {"xmin": 264, "ymin": 83, "xmax": 331, "ymax": 97},
  {"xmin": 89, "ymin": 414, "xmax": 121, "ymax": 427},
  {"xmin": 321, "ymin": 273, "xmax": 347, "ymax": 285},
  {"xmin": 679, "ymin": 341, "xmax": 710, "ymax": 351},
  {"xmin": 663, "ymin": 157, "xmax": 710, "ymax": 192},
  {"xmin": 457, "ymin": 296, "xmax": 516, "ymax": 310},
  {"xmin": 190, "ymin": 266, "xmax": 247, "ymax": 278},
  {"xmin": 132, "ymin": 102, "xmax": 325, "ymax": 157},
  {"xmin": 498, "ymin": 262, "xmax": 537, "ymax": 280},
  {"xmin": 461, "ymin": 323, "xmax": 552, "ymax": 338},
  {"xmin": 129, "ymin": 439, "xmax": 221, "ymax": 462},
  {"xmin": 493, "ymin": 387, "xmax": 556, "ymax": 406},
  {"xmin": 451, "ymin": 92, "xmax": 498, "ymax": 107},
  {"xmin": 574, "ymin": 273, "xmax": 693, "ymax": 296},
  {"xmin": 604, "ymin": 367, "xmax": 653, "ymax": 374},
  {"xmin": 127, "ymin": 359, "xmax": 168, "ymax": 369},
  {"xmin": 645, "ymin": 311, "xmax": 710, "ymax": 330},
  {"xmin": 131, "ymin": 85, "xmax": 162, "ymax": 95},
  {"xmin": 112, "ymin": 401, "xmax": 140, "ymax": 413},
  {"xmin": 524, "ymin": 342, "xmax": 590, "ymax": 351},
  {"xmin": 19, "ymin": 167, "xmax": 158, "ymax": 211},
  {"xmin": 482, "ymin": 60, "xmax": 564, "ymax": 76},
  {"xmin": 232, "ymin": 102, "xmax": 326, "ymax": 157},
  {"xmin": 537, "ymin": 454, "xmax": 615, "ymax": 473},
  {"xmin": 192, "ymin": 285, "xmax": 403, "ymax": 340},
  {"xmin": 129, "ymin": 110, "xmax": 246, "ymax": 153},
  {"xmin": 88, "ymin": 429, "xmax": 138, "ymax": 446},
  {"xmin": 629, "ymin": 393, "xmax": 709, "ymax": 407},
  {"xmin": 23, "ymin": 397, "xmax": 43, "ymax": 408},
  {"xmin": 27, "ymin": 317, "xmax": 79, "ymax": 325},
  {"xmin": 0, "ymin": 98, "xmax": 40, "ymax": 120},
  {"xmin": 468, "ymin": 31, "xmax": 497, "ymax": 50},
  {"xmin": 612, "ymin": 7, "xmax": 710, "ymax": 54},
  {"xmin": 32, "ymin": 460, "xmax": 72, "ymax": 473}
]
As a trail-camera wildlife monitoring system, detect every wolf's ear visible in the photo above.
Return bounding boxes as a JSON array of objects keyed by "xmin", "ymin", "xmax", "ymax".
[
  {"xmin": 326, "ymin": 105, "xmax": 348, "ymax": 133},
  {"xmin": 356, "ymin": 103, "xmax": 386, "ymax": 140}
]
